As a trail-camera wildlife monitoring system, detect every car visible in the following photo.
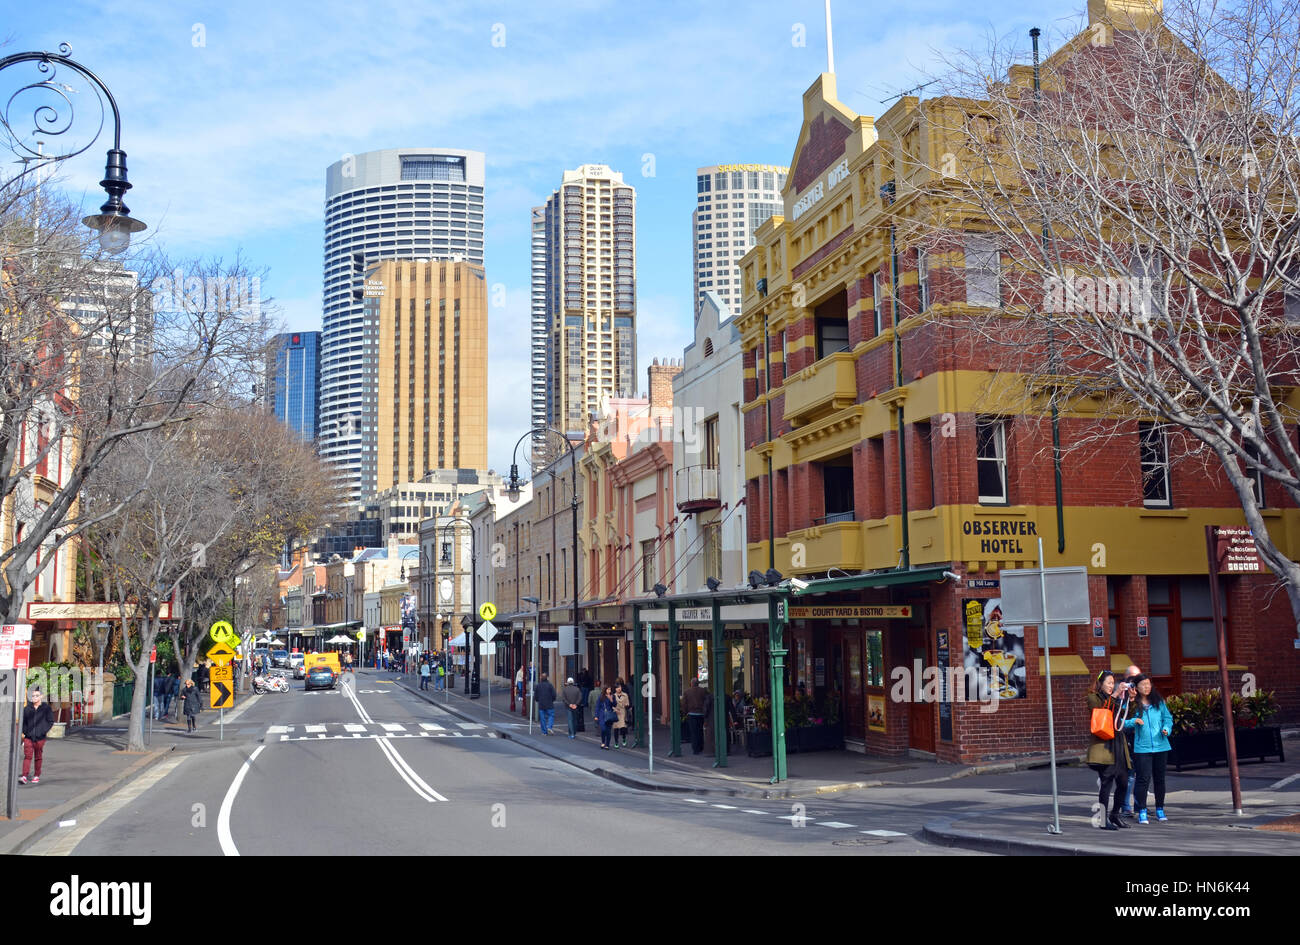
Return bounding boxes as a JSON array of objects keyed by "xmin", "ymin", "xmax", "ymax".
[
  {"xmin": 304, "ymin": 665, "xmax": 337, "ymax": 691},
  {"xmin": 271, "ymin": 649, "xmax": 290, "ymax": 668},
  {"xmin": 289, "ymin": 653, "xmax": 305, "ymax": 678}
]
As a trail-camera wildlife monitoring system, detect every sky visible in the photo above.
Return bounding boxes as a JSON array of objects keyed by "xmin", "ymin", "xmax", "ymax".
[{"xmin": 3, "ymin": 0, "xmax": 1090, "ymax": 476}]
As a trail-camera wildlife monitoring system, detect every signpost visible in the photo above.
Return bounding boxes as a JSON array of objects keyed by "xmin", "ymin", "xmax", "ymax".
[
  {"xmin": 477, "ymin": 618, "xmax": 497, "ymax": 718},
  {"xmin": 3, "ymin": 625, "xmax": 34, "ymax": 820},
  {"xmin": 1207, "ymin": 526, "xmax": 1250, "ymax": 814},
  {"xmin": 148, "ymin": 646, "xmax": 157, "ymax": 743}
]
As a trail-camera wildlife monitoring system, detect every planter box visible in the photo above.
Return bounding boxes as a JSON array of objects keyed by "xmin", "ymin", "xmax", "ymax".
[
  {"xmin": 746, "ymin": 729, "xmax": 773, "ymax": 757},
  {"xmin": 47, "ymin": 722, "xmax": 66, "ymax": 739},
  {"xmin": 748, "ymin": 723, "xmax": 845, "ymax": 757},
  {"xmin": 1169, "ymin": 726, "xmax": 1284, "ymax": 770}
]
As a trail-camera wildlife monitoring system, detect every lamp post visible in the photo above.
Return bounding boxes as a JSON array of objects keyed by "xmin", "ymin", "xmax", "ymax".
[
  {"xmin": 0, "ymin": 45, "xmax": 147, "ymax": 253},
  {"xmin": 522, "ymin": 596, "xmax": 541, "ymax": 733},
  {"xmin": 442, "ymin": 518, "xmax": 479, "ymax": 697},
  {"xmin": 506, "ymin": 427, "xmax": 581, "ymax": 681},
  {"xmin": 399, "ymin": 548, "xmax": 419, "ymax": 666}
]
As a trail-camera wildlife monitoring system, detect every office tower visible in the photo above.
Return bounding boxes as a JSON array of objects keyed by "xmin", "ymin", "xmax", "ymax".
[
  {"xmin": 363, "ymin": 259, "xmax": 488, "ymax": 492},
  {"xmin": 530, "ymin": 206, "xmax": 548, "ymax": 453},
  {"xmin": 320, "ymin": 148, "xmax": 485, "ymax": 500},
  {"xmin": 692, "ymin": 163, "xmax": 787, "ymax": 318},
  {"xmin": 539, "ymin": 164, "xmax": 636, "ymax": 438},
  {"xmin": 269, "ymin": 331, "xmax": 321, "ymax": 441}
]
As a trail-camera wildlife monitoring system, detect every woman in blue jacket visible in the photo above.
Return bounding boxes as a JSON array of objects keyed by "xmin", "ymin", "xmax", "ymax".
[{"xmin": 1129, "ymin": 675, "xmax": 1174, "ymax": 823}]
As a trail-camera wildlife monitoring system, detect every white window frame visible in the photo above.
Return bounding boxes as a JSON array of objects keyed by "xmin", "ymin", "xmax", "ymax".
[
  {"xmin": 964, "ymin": 235, "xmax": 1001, "ymax": 307},
  {"xmin": 872, "ymin": 272, "xmax": 883, "ymax": 335},
  {"xmin": 917, "ymin": 248, "xmax": 931, "ymax": 313},
  {"xmin": 976, "ymin": 417, "xmax": 1008, "ymax": 505},
  {"xmin": 1139, "ymin": 422, "xmax": 1172, "ymax": 508}
]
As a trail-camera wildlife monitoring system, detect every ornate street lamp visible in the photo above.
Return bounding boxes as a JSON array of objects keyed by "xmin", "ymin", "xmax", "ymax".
[{"xmin": 0, "ymin": 45, "xmax": 147, "ymax": 253}]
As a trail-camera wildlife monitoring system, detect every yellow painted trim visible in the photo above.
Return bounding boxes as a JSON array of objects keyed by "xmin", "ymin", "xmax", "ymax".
[
  {"xmin": 1110, "ymin": 654, "xmax": 1134, "ymax": 673},
  {"xmin": 1181, "ymin": 664, "xmax": 1250, "ymax": 673},
  {"xmin": 1037, "ymin": 654, "xmax": 1091, "ymax": 676}
]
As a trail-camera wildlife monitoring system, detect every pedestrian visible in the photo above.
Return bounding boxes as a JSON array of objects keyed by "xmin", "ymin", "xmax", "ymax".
[
  {"xmin": 164, "ymin": 670, "xmax": 180, "ymax": 719},
  {"xmin": 578, "ymin": 668, "xmax": 593, "ymax": 707},
  {"xmin": 1119, "ymin": 663, "xmax": 1142, "ymax": 816},
  {"xmin": 153, "ymin": 670, "xmax": 170, "ymax": 720},
  {"xmin": 435, "ymin": 659, "xmax": 446, "ymax": 691},
  {"xmin": 1086, "ymin": 670, "xmax": 1133, "ymax": 830},
  {"xmin": 182, "ymin": 678, "xmax": 201, "ymax": 733},
  {"xmin": 197, "ymin": 661, "xmax": 210, "ymax": 706},
  {"xmin": 515, "ymin": 665, "xmax": 524, "ymax": 701},
  {"xmin": 612, "ymin": 682, "xmax": 631, "ymax": 748},
  {"xmin": 587, "ymin": 680, "xmax": 602, "ymax": 725},
  {"xmin": 1129, "ymin": 675, "xmax": 1174, "ymax": 823},
  {"xmin": 534, "ymin": 673, "xmax": 557, "ymax": 735},
  {"xmin": 682, "ymin": 676, "xmax": 712, "ymax": 755},
  {"xmin": 595, "ymin": 686, "xmax": 616, "ymax": 749},
  {"xmin": 19, "ymin": 688, "xmax": 54, "ymax": 784},
  {"xmin": 344, "ymin": 651, "xmax": 353, "ymax": 673},
  {"xmin": 420, "ymin": 659, "xmax": 431, "ymax": 691},
  {"xmin": 561, "ymin": 676, "xmax": 583, "ymax": 739}
]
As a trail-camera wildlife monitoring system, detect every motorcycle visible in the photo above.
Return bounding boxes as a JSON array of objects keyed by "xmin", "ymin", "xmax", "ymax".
[{"xmin": 252, "ymin": 672, "xmax": 290, "ymax": 694}]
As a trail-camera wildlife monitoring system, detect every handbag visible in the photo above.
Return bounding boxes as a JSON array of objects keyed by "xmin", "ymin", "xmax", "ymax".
[{"xmin": 1090, "ymin": 705, "xmax": 1116, "ymax": 740}]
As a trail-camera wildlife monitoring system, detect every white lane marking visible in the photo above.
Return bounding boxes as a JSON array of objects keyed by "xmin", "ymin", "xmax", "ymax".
[
  {"xmin": 742, "ymin": 809, "xmax": 768, "ymax": 815},
  {"xmin": 456, "ymin": 722, "xmax": 486, "ymax": 730},
  {"xmin": 1269, "ymin": 772, "xmax": 1300, "ymax": 790},
  {"xmin": 375, "ymin": 736, "xmax": 448, "ymax": 803},
  {"xmin": 418, "ymin": 722, "xmax": 445, "ymax": 731},
  {"xmin": 267, "ymin": 725, "xmax": 291, "ymax": 734},
  {"xmin": 682, "ymin": 798, "xmax": 708, "ymax": 804},
  {"xmin": 816, "ymin": 821, "xmax": 856, "ymax": 829},
  {"xmin": 861, "ymin": 829, "xmax": 907, "ymax": 837},
  {"xmin": 29, "ymin": 756, "xmax": 189, "ymax": 856},
  {"xmin": 344, "ymin": 723, "xmax": 366, "ymax": 733},
  {"xmin": 711, "ymin": 804, "xmax": 738, "ymax": 809},
  {"xmin": 218, "ymin": 746, "xmax": 265, "ymax": 857},
  {"xmin": 381, "ymin": 723, "xmax": 406, "ymax": 732},
  {"xmin": 305, "ymin": 724, "xmax": 326, "ymax": 733}
]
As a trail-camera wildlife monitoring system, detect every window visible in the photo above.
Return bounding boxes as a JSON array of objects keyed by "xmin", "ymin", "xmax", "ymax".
[
  {"xmin": 964, "ymin": 235, "xmax": 1001, "ymax": 307},
  {"xmin": 917, "ymin": 248, "xmax": 930, "ymax": 312},
  {"xmin": 872, "ymin": 273, "xmax": 883, "ymax": 335},
  {"xmin": 1242, "ymin": 441, "xmax": 1267, "ymax": 507},
  {"xmin": 697, "ymin": 174, "xmax": 711, "ymax": 193},
  {"xmin": 914, "ymin": 421, "xmax": 934, "ymax": 508},
  {"xmin": 703, "ymin": 520, "xmax": 722, "ymax": 584},
  {"xmin": 1139, "ymin": 422, "xmax": 1171, "ymax": 507},
  {"xmin": 1129, "ymin": 248, "xmax": 1164, "ymax": 318},
  {"xmin": 976, "ymin": 417, "xmax": 1008, "ymax": 504},
  {"xmin": 816, "ymin": 318, "xmax": 849, "ymax": 359},
  {"xmin": 705, "ymin": 415, "xmax": 720, "ymax": 469},
  {"xmin": 641, "ymin": 539, "xmax": 657, "ymax": 592},
  {"xmin": 1284, "ymin": 267, "xmax": 1300, "ymax": 321},
  {"xmin": 821, "ymin": 454, "xmax": 855, "ymax": 523}
]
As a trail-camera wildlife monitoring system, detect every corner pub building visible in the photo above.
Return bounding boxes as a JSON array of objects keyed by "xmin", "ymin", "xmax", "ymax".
[{"xmin": 736, "ymin": 5, "xmax": 1300, "ymax": 764}]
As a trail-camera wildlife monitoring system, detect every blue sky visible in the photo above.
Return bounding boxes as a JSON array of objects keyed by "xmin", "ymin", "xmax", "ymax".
[{"xmin": 4, "ymin": 0, "xmax": 1089, "ymax": 474}]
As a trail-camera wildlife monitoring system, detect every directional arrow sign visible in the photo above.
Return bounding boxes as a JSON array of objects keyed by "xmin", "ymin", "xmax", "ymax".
[
  {"xmin": 210, "ymin": 671, "xmax": 233, "ymax": 709},
  {"xmin": 207, "ymin": 643, "xmax": 236, "ymax": 666},
  {"xmin": 476, "ymin": 619, "xmax": 498, "ymax": 642}
]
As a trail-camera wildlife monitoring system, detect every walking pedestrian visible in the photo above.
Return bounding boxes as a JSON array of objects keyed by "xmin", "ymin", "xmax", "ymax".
[
  {"xmin": 561, "ymin": 676, "xmax": 583, "ymax": 739},
  {"xmin": 682, "ymin": 676, "xmax": 712, "ymax": 755},
  {"xmin": 515, "ymin": 665, "xmax": 524, "ymax": 701},
  {"xmin": 435, "ymin": 659, "xmax": 446, "ymax": 691},
  {"xmin": 344, "ymin": 651, "xmax": 353, "ymax": 673},
  {"xmin": 595, "ymin": 686, "xmax": 616, "ymax": 749},
  {"xmin": 534, "ymin": 673, "xmax": 557, "ymax": 735},
  {"xmin": 164, "ymin": 670, "xmax": 180, "ymax": 719},
  {"xmin": 1119, "ymin": 663, "xmax": 1142, "ymax": 816},
  {"xmin": 182, "ymin": 678, "xmax": 201, "ymax": 734},
  {"xmin": 420, "ymin": 660, "xmax": 431, "ymax": 691},
  {"xmin": 1086, "ymin": 670, "xmax": 1133, "ymax": 830},
  {"xmin": 19, "ymin": 688, "xmax": 54, "ymax": 784},
  {"xmin": 612, "ymin": 682, "xmax": 631, "ymax": 748},
  {"xmin": 1129, "ymin": 675, "xmax": 1174, "ymax": 823},
  {"xmin": 153, "ymin": 671, "xmax": 170, "ymax": 720},
  {"xmin": 196, "ymin": 661, "xmax": 210, "ymax": 707},
  {"xmin": 587, "ymin": 680, "xmax": 602, "ymax": 726}
]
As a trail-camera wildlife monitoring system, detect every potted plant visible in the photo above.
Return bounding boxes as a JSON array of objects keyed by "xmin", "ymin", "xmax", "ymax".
[
  {"xmin": 747, "ymin": 697, "xmax": 773, "ymax": 756},
  {"xmin": 1167, "ymin": 688, "xmax": 1285, "ymax": 769}
]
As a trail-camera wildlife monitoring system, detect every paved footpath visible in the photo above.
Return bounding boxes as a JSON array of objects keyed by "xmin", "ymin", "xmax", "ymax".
[{"xmin": 389, "ymin": 668, "xmax": 1300, "ymax": 856}]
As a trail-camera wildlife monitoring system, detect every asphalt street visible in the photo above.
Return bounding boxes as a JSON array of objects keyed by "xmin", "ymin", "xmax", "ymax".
[{"xmin": 33, "ymin": 675, "xmax": 988, "ymax": 856}]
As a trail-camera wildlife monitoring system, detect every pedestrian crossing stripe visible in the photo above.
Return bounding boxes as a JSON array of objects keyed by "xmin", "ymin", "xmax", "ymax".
[
  {"xmin": 265, "ymin": 721, "xmax": 493, "ymax": 742},
  {"xmin": 276, "ymin": 731, "xmax": 497, "ymax": 742}
]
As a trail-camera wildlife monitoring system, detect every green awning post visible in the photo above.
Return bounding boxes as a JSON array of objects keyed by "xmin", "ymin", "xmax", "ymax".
[
  {"xmin": 769, "ymin": 594, "xmax": 789, "ymax": 784},
  {"xmin": 668, "ymin": 602, "xmax": 682, "ymax": 757},
  {"xmin": 712, "ymin": 595, "xmax": 727, "ymax": 768},
  {"xmin": 632, "ymin": 604, "xmax": 645, "ymax": 747}
]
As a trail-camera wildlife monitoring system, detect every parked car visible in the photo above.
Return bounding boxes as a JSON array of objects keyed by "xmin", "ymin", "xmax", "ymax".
[
  {"xmin": 304, "ymin": 665, "xmax": 337, "ymax": 691},
  {"xmin": 271, "ymin": 649, "xmax": 290, "ymax": 668},
  {"xmin": 289, "ymin": 653, "xmax": 305, "ymax": 678}
]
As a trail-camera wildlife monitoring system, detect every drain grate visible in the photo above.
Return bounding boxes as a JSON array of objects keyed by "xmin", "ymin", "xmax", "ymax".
[{"xmin": 832, "ymin": 836, "xmax": 891, "ymax": 847}]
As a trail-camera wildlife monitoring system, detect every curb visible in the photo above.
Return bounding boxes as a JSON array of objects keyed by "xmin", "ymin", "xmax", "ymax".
[
  {"xmin": 922, "ymin": 816, "xmax": 1105, "ymax": 856},
  {"xmin": 0, "ymin": 747, "xmax": 173, "ymax": 856}
]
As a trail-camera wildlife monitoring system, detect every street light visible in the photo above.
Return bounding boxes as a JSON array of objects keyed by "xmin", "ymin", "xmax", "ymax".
[
  {"xmin": 442, "ymin": 518, "xmax": 480, "ymax": 697},
  {"xmin": 506, "ymin": 426, "xmax": 581, "ymax": 681},
  {"xmin": 0, "ymin": 45, "xmax": 147, "ymax": 254},
  {"xmin": 522, "ymin": 595, "xmax": 540, "ymax": 732},
  {"xmin": 92, "ymin": 621, "xmax": 110, "ymax": 720}
]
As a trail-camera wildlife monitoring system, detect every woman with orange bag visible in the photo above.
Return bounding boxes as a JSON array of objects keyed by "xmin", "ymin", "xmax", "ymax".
[{"xmin": 1085, "ymin": 670, "xmax": 1133, "ymax": 830}]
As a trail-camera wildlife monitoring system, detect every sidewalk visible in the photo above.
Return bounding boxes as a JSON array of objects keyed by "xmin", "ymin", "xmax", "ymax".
[{"xmin": 383, "ymin": 668, "xmax": 1300, "ymax": 855}]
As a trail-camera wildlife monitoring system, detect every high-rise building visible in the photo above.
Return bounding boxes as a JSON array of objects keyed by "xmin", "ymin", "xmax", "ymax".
[
  {"xmin": 320, "ymin": 148, "xmax": 485, "ymax": 501},
  {"xmin": 363, "ymin": 259, "xmax": 488, "ymax": 492},
  {"xmin": 530, "ymin": 206, "xmax": 548, "ymax": 451},
  {"xmin": 269, "ymin": 331, "xmax": 321, "ymax": 441},
  {"xmin": 538, "ymin": 164, "xmax": 636, "ymax": 438},
  {"xmin": 693, "ymin": 163, "xmax": 787, "ymax": 319}
]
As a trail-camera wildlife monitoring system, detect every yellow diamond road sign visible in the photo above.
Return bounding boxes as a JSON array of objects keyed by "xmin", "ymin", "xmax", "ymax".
[
  {"xmin": 207, "ymin": 642, "xmax": 236, "ymax": 666},
  {"xmin": 479, "ymin": 602, "xmax": 497, "ymax": 621}
]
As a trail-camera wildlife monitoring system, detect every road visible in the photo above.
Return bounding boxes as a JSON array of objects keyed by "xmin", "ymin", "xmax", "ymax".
[{"xmin": 30, "ymin": 673, "xmax": 988, "ymax": 856}]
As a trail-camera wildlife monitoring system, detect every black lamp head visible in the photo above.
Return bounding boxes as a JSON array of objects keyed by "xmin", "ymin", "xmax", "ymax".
[
  {"xmin": 505, "ymin": 463, "xmax": 521, "ymax": 503},
  {"xmin": 706, "ymin": 576, "xmax": 721, "ymax": 592},
  {"xmin": 748, "ymin": 569, "xmax": 765, "ymax": 590},
  {"xmin": 765, "ymin": 568, "xmax": 783, "ymax": 587},
  {"xmin": 653, "ymin": 583, "xmax": 667, "ymax": 598}
]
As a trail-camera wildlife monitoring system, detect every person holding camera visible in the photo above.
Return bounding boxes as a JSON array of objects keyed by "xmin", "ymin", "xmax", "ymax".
[{"xmin": 1086, "ymin": 670, "xmax": 1133, "ymax": 830}]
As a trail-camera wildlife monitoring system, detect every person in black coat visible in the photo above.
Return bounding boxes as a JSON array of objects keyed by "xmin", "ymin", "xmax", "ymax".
[
  {"xmin": 20, "ymin": 689, "xmax": 55, "ymax": 784},
  {"xmin": 181, "ymin": 679, "xmax": 202, "ymax": 733}
]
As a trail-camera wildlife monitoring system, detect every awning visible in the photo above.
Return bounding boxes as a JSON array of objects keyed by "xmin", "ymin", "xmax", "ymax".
[
  {"xmin": 448, "ymin": 632, "xmax": 468, "ymax": 647},
  {"xmin": 789, "ymin": 566, "xmax": 952, "ymax": 595}
]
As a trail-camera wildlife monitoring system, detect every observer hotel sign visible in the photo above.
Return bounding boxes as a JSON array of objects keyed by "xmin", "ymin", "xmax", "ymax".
[{"xmin": 792, "ymin": 159, "xmax": 850, "ymax": 221}]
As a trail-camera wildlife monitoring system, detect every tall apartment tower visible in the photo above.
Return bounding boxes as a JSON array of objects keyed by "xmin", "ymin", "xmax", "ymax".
[
  {"xmin": 321, "ymin": 148, "xmax": 485, "ymax": 501},
  {"xmin": 530, "ymin": 206, "xmax": 548, "ymax": 451},
  {"xmin": 363, "ymin": 259, "xmax": 488, "ymax": 492},
  {"xmin": 692, "ymin": 163, "xmax": 787, "ymax": 318},
  {"xmin": 539, "ymin": 164, "xmax": 636, "ymax": 438},
  {"xmin": 269, "ymin": 331, "xmax": 321, "ymax": 441}
]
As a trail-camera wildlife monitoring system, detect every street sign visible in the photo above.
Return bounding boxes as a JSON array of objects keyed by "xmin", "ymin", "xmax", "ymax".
[
  {"xmin": 13, "ymin": 637, "xmax": 30, "ymax": 671},
  {"xmin": 208, "ymin": 620, "xmax": 238, "ymax": 648},
  {"xmin": 998, "ymin": 566, "xmax": 1090, "ymax": 625},
  {"xmin": 1137, "ymin": 616, "xmax": 1149, "ymax": 638},
  {"xmin": 356, "ymin": 629, "xmax": 365, "ymax": 641},
  {"xmin": 210, "ymin": 665, "xmax": 234, "ymax": 708},
  {"xmin": 207, "ymin": 643, "xmax": 236, "ymax": 666},
  {"xmin": 150, "ymin": 646, "xmax": 157, "ymax": 664},
  {"xmin": 476, "ymin": 619, "xmax": 498, "ymax": 642},
  {"xmin": 482, "ymin": 642, "xmax": 497, "ymax": 656},
  {"xmin": 1092, "ymin": 617, "xmax": 1104, "ymax": 638},
  {"xmin": 0, "ymin": 625, "xmax": 33, "ymax": 671},
  {"xmin": 479, "ymin": 602, "xmax": 497, "ymax": 621}
]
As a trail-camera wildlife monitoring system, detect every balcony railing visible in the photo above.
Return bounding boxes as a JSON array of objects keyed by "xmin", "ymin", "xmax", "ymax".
[{"xmin": 675, "ymin": 464, "xmax": 721, "ymax": 512}]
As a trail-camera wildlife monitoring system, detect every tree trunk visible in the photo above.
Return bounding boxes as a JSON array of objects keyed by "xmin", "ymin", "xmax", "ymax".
[{"xmin": 125, "ymin": 614, "xmax": 162, "ymax": 752}]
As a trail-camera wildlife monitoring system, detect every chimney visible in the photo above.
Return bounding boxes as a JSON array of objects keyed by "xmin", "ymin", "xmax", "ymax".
[{"xmin": 647, "ymin": 357, "xmax": 682, "ymax": 410}]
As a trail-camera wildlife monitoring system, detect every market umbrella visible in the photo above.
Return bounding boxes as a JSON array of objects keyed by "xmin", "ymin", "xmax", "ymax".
[
  {"xmin": 447, "ymin": 632, "xmax": 467, "ymax": 647},
  {"xmin": 326, "ymin": 634, "xmax": 353, "ymax": 644}
]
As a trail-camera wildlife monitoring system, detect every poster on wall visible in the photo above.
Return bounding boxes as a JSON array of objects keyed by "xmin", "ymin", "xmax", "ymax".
[
  {"xmin": 867, "ymin": 693, "xmax": 886, "ymax": 732},
  {"xmin": 962, "ymin": 598, "xmax": 1026, "ymax": 702},
  {"xmin": 937, "ymin": 629, "xmax": 953, "ymax": 741}
]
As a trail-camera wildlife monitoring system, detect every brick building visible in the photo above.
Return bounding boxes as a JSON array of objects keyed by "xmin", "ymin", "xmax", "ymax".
[{"xmin": 737, "ymin": 5, "xmax": 1300, "ymax": 762}]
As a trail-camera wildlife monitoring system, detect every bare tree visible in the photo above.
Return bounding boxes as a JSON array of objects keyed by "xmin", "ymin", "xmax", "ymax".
[{"xmin": 907, "ymin": 0, "xmax": 1300, "ymax": 631}]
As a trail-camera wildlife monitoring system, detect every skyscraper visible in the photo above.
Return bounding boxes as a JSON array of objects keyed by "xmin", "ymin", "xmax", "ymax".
[
  {"xmin": 320, "ymin": 148, "xmax": 485, "ymax": 500},
  {"xmin": 530, "ymin": 206, "xmax": 548, "ymax": 449},
  {"xmin": 537, "ymin": 164, "xmax": 636, "ymax": 438},
  {"xmin": 363, "ymin": 259, "xmax": 488, "ymax": 491},
  {"xmin": 692, "ymin": 163, "xmax": 787, "ymax": 318},
  {"xmin": 270, "ymin": 331, "xmax": 321, "ymax": 441}
]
